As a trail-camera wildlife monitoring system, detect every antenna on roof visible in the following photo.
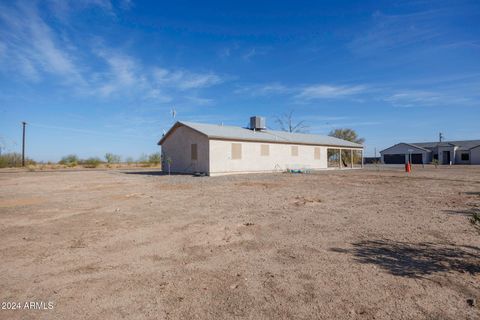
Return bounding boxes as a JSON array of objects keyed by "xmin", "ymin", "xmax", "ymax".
[
  {"xmin": 171, "ymin": 107, "xmax": 176, "ymax": 121},
  {"xmin": 439, "ymin": 132, "xmax": 444, "ymax": 142}
]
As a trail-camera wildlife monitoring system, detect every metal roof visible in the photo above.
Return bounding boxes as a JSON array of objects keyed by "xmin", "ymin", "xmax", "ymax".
[
  {"xmin": 380, "ymin": 140, "xmax": 480, "ymax": 153},
  {"xmin": 159, "ymin": 121, "xmax": 363, "ymax": 148},
  {"xmin": 380, "ymin": 143, "xmax": 431, "ymax": 154},
  {"xmin": 411, "ymin": 140, "xmax": 480, "ymax": 150}
]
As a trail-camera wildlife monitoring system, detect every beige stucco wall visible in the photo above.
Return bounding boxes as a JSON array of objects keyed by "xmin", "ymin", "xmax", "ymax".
[
  {"xmin": 161, "ymin": 126, "xmax": 209, "ymax": 174},
  {"xmin": 209, "ymin": 139, "xmax": 337, "ymax": 175}
]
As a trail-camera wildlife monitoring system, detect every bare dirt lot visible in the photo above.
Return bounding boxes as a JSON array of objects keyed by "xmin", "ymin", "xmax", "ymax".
[{"xmin": 1, "ymin": 166, "xmax": 479, "ymax": 319}]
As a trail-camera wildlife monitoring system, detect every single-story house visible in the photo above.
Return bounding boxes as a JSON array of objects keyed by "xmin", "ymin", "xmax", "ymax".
[
  {"xmin": 380, "ymin": 140, "xmax": 480, "ymax": 165},
  {"xmin": 158, "ymin": 117, "xmax": 364, "ymax": 176}
]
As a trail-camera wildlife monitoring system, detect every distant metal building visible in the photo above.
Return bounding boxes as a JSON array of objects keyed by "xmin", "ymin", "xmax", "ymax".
[
  {"xmin": 158, "ymin": 117, "xmax": 364, "ymax": 175},
  {"xmin": 380, "ymin": 140, "xmax": 480, "ymax": 165}
]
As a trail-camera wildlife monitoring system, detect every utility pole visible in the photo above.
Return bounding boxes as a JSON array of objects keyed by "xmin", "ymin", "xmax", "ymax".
[{"xmin": 22, "ymin": 121, "xmax": 27, "ymax": 166}]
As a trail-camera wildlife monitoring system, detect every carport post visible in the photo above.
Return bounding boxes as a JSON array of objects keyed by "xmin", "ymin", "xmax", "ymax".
[
  {"xmin": 339, "ymin": 149, "xmax": 342, "ymax": 169},
  {"xmin": 350, "ymin": 149, "xmax": 353, "ymax": 168},
  {"xmin": 361, "ymin": 150, "xmax": 364, "ymax": 168}
]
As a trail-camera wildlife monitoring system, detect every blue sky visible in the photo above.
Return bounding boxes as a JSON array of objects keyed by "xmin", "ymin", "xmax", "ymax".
[{"xmin": 1, "ymin": 0, "xmax": 479, "ymax": 161}]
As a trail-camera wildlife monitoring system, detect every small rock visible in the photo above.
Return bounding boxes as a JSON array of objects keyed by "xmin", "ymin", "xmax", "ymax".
[
  {"xmin": 230, "ymin": 284, "xmax": 238, "ymax": 289},
  {"xmin": 467, "ymin": 298, "xmax": 476, "ymax": 307}
]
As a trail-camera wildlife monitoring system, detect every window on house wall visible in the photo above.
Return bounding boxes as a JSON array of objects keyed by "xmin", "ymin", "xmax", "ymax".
[
  {"xmin": 291, "ymin": 146, "xmax": 298, "ymax": 156},
  {"xmin": 461, "ymin": 153, "xmax": 470, "ymax": 161},
  {"xmin": 191, "ymin": 144, "xmax": 197, "ymax": 160},
  {"xmin": 261, "ymin": 144, "xmax": 269, "ymax": 156},
  {"xmin": 232, "ymin": 143, "xmax": 242, "ymax": 159},
  {"xmin": 314, "ymin": 147, "xmax": 321, "ymax": 160}
]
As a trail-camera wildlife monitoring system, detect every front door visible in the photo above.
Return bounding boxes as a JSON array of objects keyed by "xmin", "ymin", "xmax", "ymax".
[{"xmin": 442, "ymin": 151, "xmax": 451, "ymax": 164}]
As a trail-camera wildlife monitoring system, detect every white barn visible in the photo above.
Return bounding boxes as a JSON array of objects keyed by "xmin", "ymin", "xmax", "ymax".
[{"xmin": 158, "ymin": 117, "xmax": 364, "ymax": 176}]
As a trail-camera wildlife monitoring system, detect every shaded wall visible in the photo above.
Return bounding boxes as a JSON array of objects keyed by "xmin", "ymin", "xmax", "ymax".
[{"xmin": 161, "ymin": 126, "xmax": 209, "ymax": 174}]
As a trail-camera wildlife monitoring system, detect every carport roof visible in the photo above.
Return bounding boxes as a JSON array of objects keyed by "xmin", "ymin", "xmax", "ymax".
[
  {"xmin": 159, "ymin": 121, "xmax": 363, "ymax": 148},
  {"xmin": 411, "ymin": 140, "xmax": 480, "ymax": 150}
]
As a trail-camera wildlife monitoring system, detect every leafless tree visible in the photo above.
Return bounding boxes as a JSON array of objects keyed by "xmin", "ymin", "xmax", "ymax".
[{"xmin": 275, "ymin": 111, "xmax": 309, "ymax": 133}]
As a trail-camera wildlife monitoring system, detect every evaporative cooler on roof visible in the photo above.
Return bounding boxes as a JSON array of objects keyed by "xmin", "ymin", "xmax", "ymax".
[{"xmin": 249, "ymin": 116, "xmax": 266, "ymax": 131}]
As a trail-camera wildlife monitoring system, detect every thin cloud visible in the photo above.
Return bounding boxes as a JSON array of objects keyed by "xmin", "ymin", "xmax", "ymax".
[
  {"xmin": 242, "ymin": 47, "xmax": 269, "ymax": 61},
  {"xmin": 0, "ymin": 2, "xmax": 86, "ymax": 84},
  {"xmin": 185, "ymin": 96, "xmax": 214, "ymax": 106},
  {"xmin": 234, "ymin": 83, "xmax": 368, "ymax": 100},
  {"xmin": 296, "ymin": 84, "xmax": 367, "ymax": 100},
  {"xmin": 94, "ymin": 49, "xmax": 143, "ymax": 96},
  {"xmin": 153, "ymin": 68, "xmax": 222, "ymax": 90},
  {"xmin": 177, "ymin": 73, "xmax": 222, "ymax": 90},
  {"xmin": 234, "ymin": 83, "xmax": 292, "ymax": 96},
  {"xmin": 385, "ymin": 90, "xmax": 475, "ymax": 108},
  {"xmin": 47, "ymin": 0, "xmax": 115, "ymax": 21},
  {"xmin": 349, "ymin": 9, "xmax": 444, "ymax": 56},
  {"xmin": 0, "ymin": 1, "xmax": 223, "ymax": 104}
]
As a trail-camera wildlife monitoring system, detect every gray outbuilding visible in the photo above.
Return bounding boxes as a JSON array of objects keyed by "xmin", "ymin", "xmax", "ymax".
[{"xmin": 380, "ymin": 140, "xmax": 480, "ymax": 165}]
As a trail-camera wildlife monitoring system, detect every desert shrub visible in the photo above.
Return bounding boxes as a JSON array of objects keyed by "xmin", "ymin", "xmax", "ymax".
[
  {"xmin": 82, "ymin": 157, "xmax": 102, "ymax": 168},
  {"xmin": 148, "ymin": 153, "xmax": 161, "ymax": 165},
  {"xmin": 59, "ymin": 154, "xmax": 79, "ymax": 167},
  {"xmin": 471, "ymin": 210, "xmax": 480, "ymax": 231},
  {"xmin": 164, "ymin": 156, "xmax": 172, "ymax": 174},
  {"xmin": 431, "ymin": 159, "xmax": 439, "ymax": 167},
  {"xmin": 125, "ymin": 157, "xmax": 134, "ymax": 165},
  {"xmin": 0, "ymin": 152, "xmax": 36, "ymax": 168},
  {"xmin": 105, "ymin": 153, "xmax": 121, "ymax": 164},
  {"xmin": 137, "ymin": 154, "xmax": 148, "ymax": 163}
]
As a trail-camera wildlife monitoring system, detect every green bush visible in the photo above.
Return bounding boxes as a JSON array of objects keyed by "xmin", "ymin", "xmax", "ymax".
[
  {"xmin": 471, "ymin": 210, "xmax": 480, "ymax": 231},
  {"xmin": 148, "ymin": 153, "xmax": 161, "ymax": 165},
  {"xmin": 137, "ymin": 154, "xmax": 148, "ymax": 163},
  {"xmin": 82, "ymin": 157, "xmax": 102, "ymax": 168},
  {"xmin": 0, "ymin": 152, "xmax": 36, "ymax": 168},
  {"xmin": 105, "ymin": 153, "xmax": 121, "ymax": 164},
  {"xmin": 59, "ymin": 154, "xmax": 79, "ymax": 167}
]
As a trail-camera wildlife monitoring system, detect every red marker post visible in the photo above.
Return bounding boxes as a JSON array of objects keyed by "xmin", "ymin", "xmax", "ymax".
[
  {"xmin": 405, "ymin": 162, "xmax": 411, "ymax": 173},
  {"xmin": 405, "ymin": 150, "xmax": 413, "ymax": 173}
]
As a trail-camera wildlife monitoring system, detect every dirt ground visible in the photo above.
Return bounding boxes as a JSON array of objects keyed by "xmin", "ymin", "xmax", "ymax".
[{"xmin": 1, "ymin": 165, "xmax": 479, "ymax": 319}]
